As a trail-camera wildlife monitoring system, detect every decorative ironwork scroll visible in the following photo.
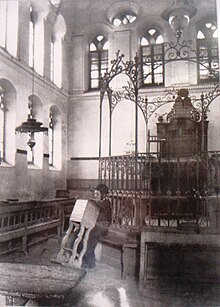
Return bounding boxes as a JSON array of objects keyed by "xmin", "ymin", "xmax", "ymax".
[
  {"xmin": 98, "ymin": 44, "xmax": 220, "ymax": 187},
  {"xmin": 164, "ymin": 39, "xmax": 195, "ymax": 61}
]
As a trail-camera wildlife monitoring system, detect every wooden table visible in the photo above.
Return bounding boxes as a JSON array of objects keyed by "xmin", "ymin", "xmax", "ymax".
[{"xmin": 0, "ymin": 262, "xmax": 85, "ymax": 306}]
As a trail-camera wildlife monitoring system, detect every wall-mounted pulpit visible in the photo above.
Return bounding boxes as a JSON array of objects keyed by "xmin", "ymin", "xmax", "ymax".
[{"xmin": 53, "ymin": 199, "xmax": 100, "ymax": 268}]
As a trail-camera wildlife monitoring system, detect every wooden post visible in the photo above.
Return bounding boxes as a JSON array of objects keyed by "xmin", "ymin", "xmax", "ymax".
[{"xmin": 22, "ymin": 210, "xmax": 28, "ymax": 253}]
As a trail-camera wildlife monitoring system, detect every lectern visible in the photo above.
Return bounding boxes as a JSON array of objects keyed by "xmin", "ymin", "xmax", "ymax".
[{"xmin": 53, "ymin": 199, "xmax": 100, "ymax": 268}]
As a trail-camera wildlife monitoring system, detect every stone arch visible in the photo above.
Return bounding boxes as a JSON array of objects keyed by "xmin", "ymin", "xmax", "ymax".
[{"xmin": 53, "ymin": 14, "xmax": 67, "ymax": 39}]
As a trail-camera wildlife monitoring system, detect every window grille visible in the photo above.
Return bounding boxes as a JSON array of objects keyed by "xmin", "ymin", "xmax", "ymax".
[
  {"xmin": 197, "ymin": 22, "xmax": 219, "ymax": 83},
  {"xmin": 141, "ymin": 29, "xmax": 164, "ymax": 86},
  {"xmin": 89, "ymin": 35, "xmax": 109, "ymax": 90}
]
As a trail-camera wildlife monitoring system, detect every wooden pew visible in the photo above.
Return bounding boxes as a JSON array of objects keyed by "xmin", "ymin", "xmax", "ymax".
[{"xmin": 0, "ymin": 198, "xmax": 76, "ymax": 255}]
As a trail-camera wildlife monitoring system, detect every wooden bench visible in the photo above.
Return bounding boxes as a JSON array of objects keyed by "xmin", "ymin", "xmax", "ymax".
[
  {"xmin": 0, "ymin": 198, "xmax": 76, "ymax": 255},
  {"xmin": 0, "ymin": 262, "xmax": 85, "ymax": 306}
]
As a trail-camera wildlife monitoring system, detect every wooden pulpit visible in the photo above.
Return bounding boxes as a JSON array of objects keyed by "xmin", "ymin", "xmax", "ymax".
[{"xmin": 53, "ymin": 199, "xmax": 100, "ymax": 268}]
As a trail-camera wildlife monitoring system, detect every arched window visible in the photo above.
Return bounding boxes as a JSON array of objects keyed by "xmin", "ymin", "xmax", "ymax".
[
  {"xmin": 53, "ymin": 36, "xmax": 62, "ymax": 87},
  {"xmin": 197, "ymin": 21, "xmax": 219, "ymax": 82},
  {"xmin": 27, "ymin": 99, "xmax": 34, "ymax": 164},
  {"xmin": 0, "ymin": 80, "xmax": 16, "ymax": 166},
  {"xmin": 112, "ymin": 14, "xmax": 136, "ymax": 26},
  {"xmin": 141, "ymin": 28, "xmax": 164, "ymax": 86},
  {"xmin": 50, "ymin": 35, "xmax": 55, "ymax": 82},
  {"xmin": 49, "ymin": 106, "xmax": 61, "ymax": 169},
  {"xmin": 29, "ymin": 6, "xmax": 34, "ymax": 68},
  {"xmin": 49, "ymin": 110, "xmax": 54, "ymax": 166},
  {"xmin": 0, "ymin": 88, "xmax": 6, "ymax": 161},
  {"xmin": 0, "ymin": 0, "xmax": 18, "ymax": 57},
  {"xmin": 0, "ymin": 1, "xmax": 7, "ymax": 49},
  {"xmin": 28, "ymin": 5, "xmax": 45, "ymax": 75},
  {"xmin": 89, "ymin": 35, "xmax": 109, "ymax": 90},
  {"xmin": 52, "ymin": 14, "xmax": 66, "ymax": 88}
]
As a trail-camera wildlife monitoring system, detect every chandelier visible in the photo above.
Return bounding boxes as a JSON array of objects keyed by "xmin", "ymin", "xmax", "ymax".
[
  {"xmin": 15, "ymin": 115, "xmax": 48, "ymax": 150},
  {"xmin": 169, "ymin": 8, "xmax": 190, "ymax": 38},
  {"xmin": 15, "ymin": 96, "xmax": 48, "ymax": 150}
]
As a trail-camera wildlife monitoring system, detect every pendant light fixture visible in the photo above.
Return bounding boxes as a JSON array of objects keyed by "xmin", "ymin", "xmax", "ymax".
[
  {"xmin": 161, "ymin": 0, "xmax": 196, "ymax": 39},
  {"xmin": 15, "ymin": 101, "xmax": 48, "ymax": 150},
  {"xmin": 15, "ymin": 5, "xmax": 48, "ymax": 150}
]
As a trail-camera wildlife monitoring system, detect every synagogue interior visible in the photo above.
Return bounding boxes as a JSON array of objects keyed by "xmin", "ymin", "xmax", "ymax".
[{"xmin": 0, "ymin": 0, "xmax": 220, "ymax": 306}]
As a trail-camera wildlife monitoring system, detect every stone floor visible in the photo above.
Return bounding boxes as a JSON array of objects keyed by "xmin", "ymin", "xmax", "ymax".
[{"xmin": 0, "ymin": 236, "xmax": 220, "ymax": 307}]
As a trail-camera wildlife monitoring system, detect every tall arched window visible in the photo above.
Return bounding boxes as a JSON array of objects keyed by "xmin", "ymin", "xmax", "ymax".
[
  {"xmin": 28, "ymin": 6, "xmax": 45, "ymax": 75},
  {"xmin": 50, "ymin": 35, "xmax": 55, "ymax": 82},
  {"xmin": 49, "ymin": 106, "xmax": 61, "ymax": 169},
  {"xmin": 0, "ymin": 1, "xmax": 7, "ymax": 49},
  {"xmin": 0, "ymin": 0, "xmax": 18, "ymax": 57},
  {"xmin": 89, "ymin": 35, "xmax": 109, "ymax": 90},
  {"xmin": 197, "ymin": 21, "xmax": 219, "ymax": 82},
  {"xmin": 141, "ymin": 28, "xmax": 164, "ymax": 86},
  {"xmin": 29, "ymin": 5, "xmax": 34, "ymax": 68},
  {"xmin": 52, "ymin": 14, "xmax": 66, "ymax": 88}
]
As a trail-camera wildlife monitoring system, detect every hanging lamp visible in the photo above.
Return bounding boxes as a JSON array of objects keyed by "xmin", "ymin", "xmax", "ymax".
[
  {"xmin": 15, "ymin": 96, "xmax": 48, "ymax": 150},
  {"xmin": 161, "ymin": 0, "xmax": 196, "ymax": 39},
  {"xmin": 15, "ymin": 10, "xmax": 48, "ymax": 150}
]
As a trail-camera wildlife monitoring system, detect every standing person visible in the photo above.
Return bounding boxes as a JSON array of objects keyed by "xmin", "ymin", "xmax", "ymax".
[
  {"xmin": 93, "ymin": 184, "xmax": 112, "ymax": 223},
  {"xmin": 83, "ymin": 184, "xmax": 111, "ymax": 268}
]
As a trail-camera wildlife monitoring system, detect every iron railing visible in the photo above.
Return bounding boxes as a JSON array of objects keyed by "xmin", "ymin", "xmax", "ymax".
[
  {"xmin": 100, "ymin": 151, "xmax": 220, "ymax": 228},
  {"xmin": 99, "ymin": 152, "xmax": 220, "ymax": 196},
  {"xmin": 108, "ymin": 190, "xmax": 209, "ymax": 229}
]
